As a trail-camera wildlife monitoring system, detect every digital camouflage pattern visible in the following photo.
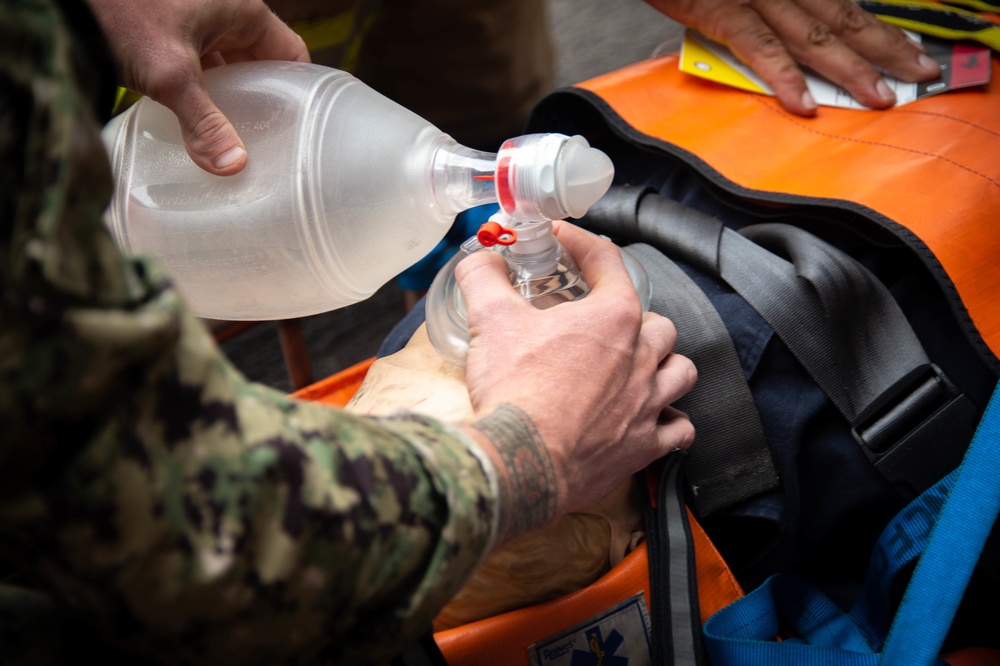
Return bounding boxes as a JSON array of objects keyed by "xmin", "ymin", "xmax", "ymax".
[{"xmin": 0, "ymin": 1, "xmax": 499, "ymax": 663}]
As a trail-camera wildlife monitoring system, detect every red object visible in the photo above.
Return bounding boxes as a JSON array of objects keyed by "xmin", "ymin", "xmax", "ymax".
[{"xmin": 476, "ymin": 221, "xmax": 517, "ymax": 246}]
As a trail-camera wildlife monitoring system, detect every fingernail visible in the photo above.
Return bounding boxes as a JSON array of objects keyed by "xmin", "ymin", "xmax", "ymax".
[
  {"xmin": 918, "ymin": 53, "xmax": 941, "ymax": 73},
  {"xmin": 802, "ymin": 89, "xmax": 817, "ymax": 111},
  {"xmin": 876, "ymin": 79, "xmax": 896, "ymax": 103},
  {"xmin": 214, "ymin": 146, "xmax": 246, "ymax": 169}
]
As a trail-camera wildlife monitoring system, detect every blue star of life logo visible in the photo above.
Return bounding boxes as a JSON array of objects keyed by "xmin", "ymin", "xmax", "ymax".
[{"xmin": 569, "ymin": 626, "xmax": 628, "ymax": 666}]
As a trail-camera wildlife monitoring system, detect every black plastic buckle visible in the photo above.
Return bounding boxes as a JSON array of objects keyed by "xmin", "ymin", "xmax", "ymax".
[{"xmin": 851, "ymin": 364, "xmax": 978, "ymax": 499}]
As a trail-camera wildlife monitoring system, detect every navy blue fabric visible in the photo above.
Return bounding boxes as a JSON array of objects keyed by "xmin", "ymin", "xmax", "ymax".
[
  {"xmin": 378, "ymin": 297, "xmax": 427, "ymax": 358},
  {"xmin": 670, "ymin": 252, "xmax": 901, "ymax": 598}
]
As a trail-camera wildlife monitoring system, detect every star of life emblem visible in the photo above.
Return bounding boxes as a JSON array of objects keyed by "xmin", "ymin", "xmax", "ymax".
[{"xmin": 527, "ymin": 592, "xmax": 652, "ymax": 666}]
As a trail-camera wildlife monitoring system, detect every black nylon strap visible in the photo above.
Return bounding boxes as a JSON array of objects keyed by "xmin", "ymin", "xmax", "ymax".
[
  {"xmin": 643, "ymin": 450, "xmax": 705, "ymax": 666},
  {"xmin": 623, "ymin": 191, "xmax": 929, "ymax": 421},
  {"xmin": 626, "ymin": 243, "xmax": 778, "ymax": 517},
  {"xmin": 585, "ymin": 186, "xmax": 976, "ymax": 502},
  {"xmin": 637, "ymin": 192, "xmax": 975, "ymax": 497}
]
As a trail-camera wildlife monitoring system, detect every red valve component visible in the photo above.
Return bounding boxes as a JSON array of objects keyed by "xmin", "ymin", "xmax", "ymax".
[{"xmin": 477, "ymin": 221, "xmax": 517, "ymax": 247}]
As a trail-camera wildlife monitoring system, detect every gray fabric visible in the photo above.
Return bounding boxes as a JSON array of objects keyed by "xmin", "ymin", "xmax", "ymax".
[
  {"xmin": 587, "ymin": 186, "xmax": 970, "ymax": 512},
  {"xmin": 627, "ymin": 243, "xmax": 777, "ymax": 517}
]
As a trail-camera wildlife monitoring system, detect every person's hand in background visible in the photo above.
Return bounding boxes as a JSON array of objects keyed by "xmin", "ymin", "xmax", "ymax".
[
  {"xmin": 646, "ymin": 0, "xmax": 942, "ymax": 115},
  {"xmin": 87, "ymin": 0, "xmax": 309, "ymax": 175}
]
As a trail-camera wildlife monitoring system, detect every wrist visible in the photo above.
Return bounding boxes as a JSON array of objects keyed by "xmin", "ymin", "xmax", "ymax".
[{"xmin": 464, "ymin": 404, "xmax": 559, "ymax": 546}]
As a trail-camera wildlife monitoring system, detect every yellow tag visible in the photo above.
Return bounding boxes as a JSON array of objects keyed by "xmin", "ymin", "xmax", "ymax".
[{"xmin": 678, "ymin": 31, "xmax": 770, "ymax": 95}]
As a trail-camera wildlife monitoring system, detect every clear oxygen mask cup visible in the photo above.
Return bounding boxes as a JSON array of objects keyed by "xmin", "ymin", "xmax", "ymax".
[{"xmin": 424, "ymin": 134, "xmax": 652, "ymax": 366}]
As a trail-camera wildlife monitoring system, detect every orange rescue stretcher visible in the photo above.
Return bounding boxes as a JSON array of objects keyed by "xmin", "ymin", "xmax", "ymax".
[{"xmin": 293, "ymin": 42, "xmax": 1000, "ymax": 666}]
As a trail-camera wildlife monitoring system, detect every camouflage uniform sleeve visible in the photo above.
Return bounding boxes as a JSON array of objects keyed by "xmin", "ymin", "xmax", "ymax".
[{"xmin": 0, "ymin": 1, "xmax": 499, "ymax": 664}]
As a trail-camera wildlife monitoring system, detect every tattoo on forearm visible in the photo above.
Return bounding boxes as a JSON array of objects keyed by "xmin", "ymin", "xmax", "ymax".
[{"xmin": 473, "ymin": 404, "xmax": 557, "ymax": 543}]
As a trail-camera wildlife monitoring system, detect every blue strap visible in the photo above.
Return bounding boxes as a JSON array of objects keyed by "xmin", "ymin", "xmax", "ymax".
[
  {"xmin": 880, "ymin": 380, "xmax": 1000, "ymax": 663},
  {"xmin": 849, "ymin": 470, "xmax": 952, "ymax": 646},
  {"xmin": 704, "ymin": 381, "xmax": 1000, "ymax": 665}
]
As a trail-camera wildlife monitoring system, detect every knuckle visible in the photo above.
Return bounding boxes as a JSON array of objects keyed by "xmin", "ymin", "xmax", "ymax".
[
  {"xmin": 767, "ymin": 59, "xmax": 806, "ymax": 89},
  {"xmin": 750, "ymin": 30, "xmax": 787, "ymax": 59},
  {"xmin": 805, "ymin": 22, "xmax": 837, "ymax": 49},
  {"xmin": 647, "ymin": 311, "xmax": 677, "ymax": 337},
  {"xmin": 686, "ymin": 359, "xmax": 699, "ymax": 389},
  {"xmin": 650, "ymin": 317, "xmax": 679, "ymax": 354},
  {"xmin": 655, "ymin": 353, "xmax": 698, "ymax": 406},
  {"xmin": 615, "ymin": 307, "xmax": 644, "ymax": 340},
  {"xmin": 677, "ymin": 353, "xmax": 698, "ymax": 387},
  {"xmin": 665, "ymin": 359, "xmax": 695, "ymax": 396},
  {"xmin": 600, "ymin": 292, "xmax": 642, "ymax": 330},
  {"xmin": 187, "ymin": 110, "xmax": 233, "ymax": 151},
  {"xmin": 884, "ymin": 28, "xmax": 914, "ymax": 52},
  {"xmin": 141, "ymin": 52, "xmax": 195, "ymax": 100},
  {"xmin": 677, "ymin": 419, "xmax": 696, "ymax": 449},
  {"xmin": 662, "ymin": 316, "xmax": 679, "ymax": 342},
  {"xmin": 871, "ymin": 23, "xmax": 917, "ymax": 60},
  {"xmin": 834, "ymin": 3, "xmax": 880, "ymax": 35}
]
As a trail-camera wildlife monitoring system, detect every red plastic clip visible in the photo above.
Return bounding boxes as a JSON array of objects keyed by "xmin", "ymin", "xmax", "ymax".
[{"xmin": 477, "ymin": 221, "xmax": 517, "ymax": 247}]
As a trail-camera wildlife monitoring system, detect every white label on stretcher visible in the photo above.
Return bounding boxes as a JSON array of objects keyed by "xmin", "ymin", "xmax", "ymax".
[{"xmin": 527, "ymin": 592, "xmax": 652, "ymax": 666}]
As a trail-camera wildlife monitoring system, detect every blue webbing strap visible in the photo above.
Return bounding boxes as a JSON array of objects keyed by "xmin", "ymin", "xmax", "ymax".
[
  {"xmin": 703, "ymin": 381, "xmax": 1000, "ymax": 665},
  {"xmin": 880, "ymin": 378, "xmax": 1000, "ymax": 663}
]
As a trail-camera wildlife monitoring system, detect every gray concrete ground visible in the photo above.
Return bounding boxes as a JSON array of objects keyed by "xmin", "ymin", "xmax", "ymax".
[
  {"xmin": 547, "ymin": 0, "xmax": 680, "ymax": 87},
  {"xmin": 221, "ymin": 0, "xmax": 682, "ymax": 392}
]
